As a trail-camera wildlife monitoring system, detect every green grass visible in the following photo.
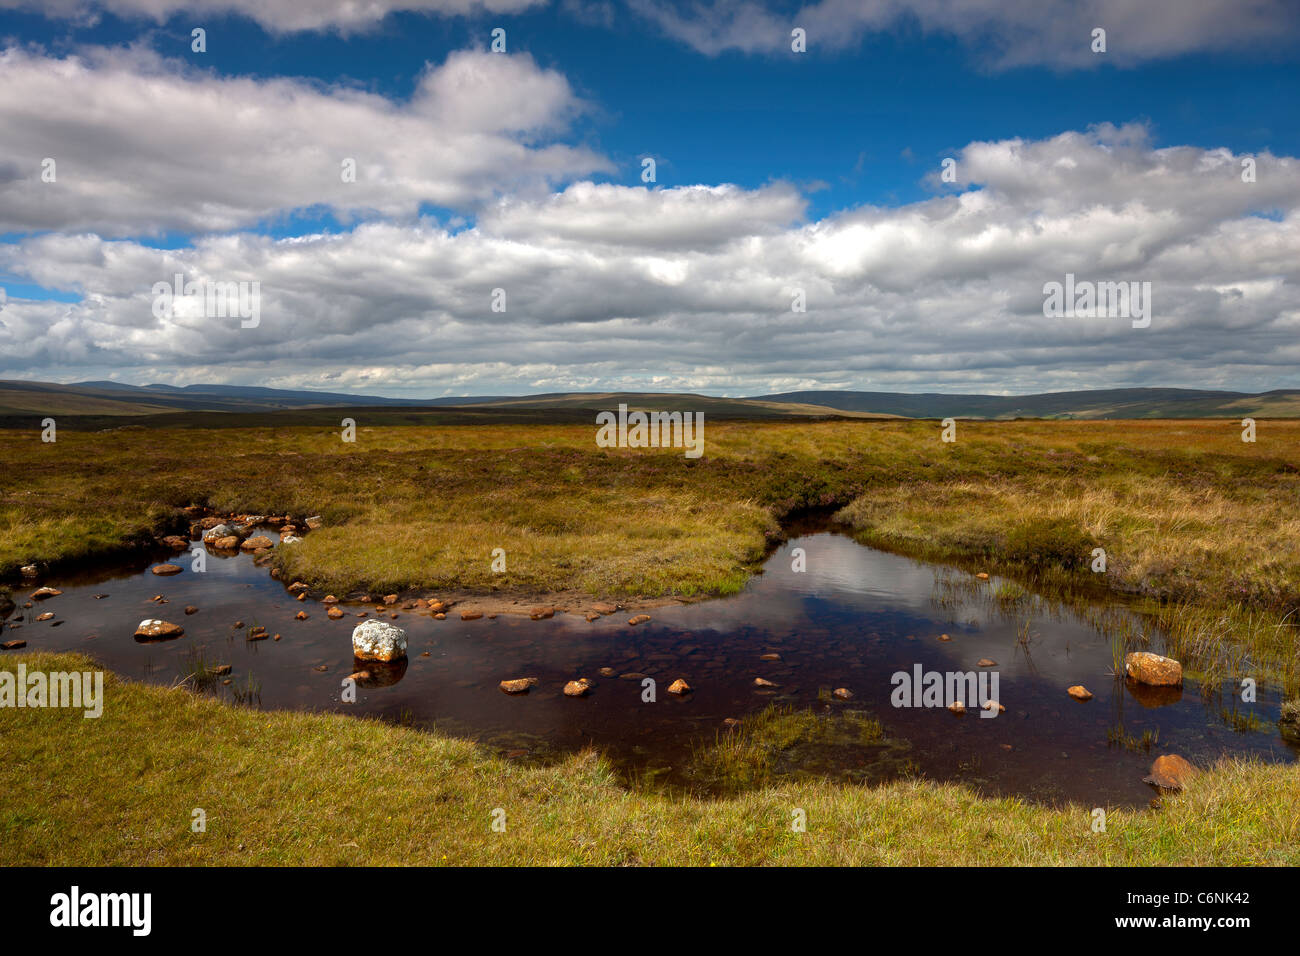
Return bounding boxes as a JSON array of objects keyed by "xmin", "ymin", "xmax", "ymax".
[
  {"xmin": 3, "ymin": 419, "xmax": 1299, "ymax": 866},
  {"xmin": 684, "ymin": 704, "xmax": 900, "ymax": 794},
  {"xmin": 4, "ymin": 417, "xmax": 1298, "ymax": 680},
  {"xmin": 3, "ymin": 652, "xmax": 1298, "ymax": 866}
]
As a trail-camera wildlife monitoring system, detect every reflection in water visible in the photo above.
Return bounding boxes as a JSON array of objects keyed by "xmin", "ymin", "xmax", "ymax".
[{"xmin": 3, "ymin": 525, "xmax": 1294, "ymax": 807}]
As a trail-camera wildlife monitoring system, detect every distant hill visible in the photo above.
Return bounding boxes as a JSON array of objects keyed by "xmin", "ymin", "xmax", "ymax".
[
  {"xmin": 0, "ymin": 381, "xmax": 891, "ymax": 422},
  {"xmin": 746, "ymin": 388, "xmax": 1300, "ymax": 420},
  {"xmin": 0, "ymin": 380, "xmax": 1296, "ymax": 425}
]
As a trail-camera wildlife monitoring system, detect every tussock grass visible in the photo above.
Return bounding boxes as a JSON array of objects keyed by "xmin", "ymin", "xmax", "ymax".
[
  {"xmin": 3, "ymin": 418, "xmax": 1297, "ymax": 671},
  {"xmin": 685, "ymin": 705, "xmax": 892, "ymax": 794},
  {"xmin": 2, "ymin": 653, "xmax": 1297, "ymax": 866}
]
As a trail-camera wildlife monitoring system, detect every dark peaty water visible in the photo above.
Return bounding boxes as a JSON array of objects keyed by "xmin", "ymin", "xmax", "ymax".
[{"xmin": 5, "ymin": 525, "xmax": 1294, "ymax": 807}]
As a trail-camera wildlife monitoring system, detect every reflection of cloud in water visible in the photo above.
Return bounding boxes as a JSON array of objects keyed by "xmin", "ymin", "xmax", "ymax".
[{"xmin": 657, "ymin": 533, "xmax": 951, "ymax": 635}]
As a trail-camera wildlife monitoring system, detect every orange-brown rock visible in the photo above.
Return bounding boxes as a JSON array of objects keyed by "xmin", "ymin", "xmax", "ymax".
[
  {"xmin": 327, "ymin": 607, "xmax": 344, "ymax": 620},
  {"xmin": 151, "ymin": 563, "xmax": 183, "ymax": 576},
  {"xmin": 499, "ymin": 677, "xmax": 539, "ymax": 694},
  {"xmin": 667, "ymin": 678, "xmax": 691, "ymax": 695},
  {"xmin": 1067, "ymin": 685, "xmax": 1094, "ymax": 701},
  {"xmin": 1125, "ymin": 652, "xmax": 1183, "ymax": 687},
  {"xmin": 134, "ymin": 619, "xmax": 184, "ymax": 641},
  {"xmin": 628, "ymin": 614, "xmax": 651, "ymax": 626},
  {"xmin": 563, "ymin": 678, "xmax": 595, "ymax": 697},
  {"xmin": 1143, "ymin": 754, "xmax": 1198, "ymax": 791}
]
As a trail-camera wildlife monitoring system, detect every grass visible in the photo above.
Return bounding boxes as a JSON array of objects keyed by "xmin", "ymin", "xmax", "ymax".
[
  {"xmin": 684, "ymin": 704, "xmax": 899, "ymax": 794},
  {"xmin": 3, "ymin": 418, "xmax": 1298, "ymax": 598},
  {"xmin": 3, "ymin": 418, "xmax": 1299, "ymax": 865},
  {"xmin": 3, "ymin": 652, "xmax": 1298, "ymax": 866},
  {"xmin": 4, "ymin": 418, "xmax": 1297, "ymax": 680}
]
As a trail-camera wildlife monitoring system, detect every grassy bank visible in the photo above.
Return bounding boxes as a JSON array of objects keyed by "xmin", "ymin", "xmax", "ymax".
[
  {"xmin": 3, "ymin": 419, "xmax": 1297, "ymax": 599},
  {"xmin": 3, "ymin": 652, "xmax": 1297, "ymax": 866},
  {"xmin": 3, "ymin": 418, "xmax": 1296, "ymax": 682}
]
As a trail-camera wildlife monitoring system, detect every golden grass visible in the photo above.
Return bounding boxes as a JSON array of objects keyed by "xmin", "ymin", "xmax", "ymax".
[
  {"xmin": 3, "ymin": 652, "xmax": 1297, "ymax": 866},
  {"xmin": 3, "ymin": 417, "xmax": 1297, "ymax": 674}
]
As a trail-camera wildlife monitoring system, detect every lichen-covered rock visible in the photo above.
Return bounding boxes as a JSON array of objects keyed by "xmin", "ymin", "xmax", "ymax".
[
  {"xmin": 351, "ymin": 619, "xmax": 407, "ymax": 662},
  {"xmin": 201, "ymin": 524, "xmax": 234, "ymax": 542},
  {"xmin": 500, "ymin": 677, "xmax": 538, "ymax": 694},
  {"xmin": 134, "ymin": 619, "xmax": 184, "ymax": 641},
  {"xmin": 564, "ymin": 678, "xmax": 594, "ymax": 697},
  {"xmin": 1125, "ymin": 652, "xmax": 1183, "ymax": 686}
]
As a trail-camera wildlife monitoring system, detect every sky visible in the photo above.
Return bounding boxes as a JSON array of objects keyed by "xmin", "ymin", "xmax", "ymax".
[{"xmin": 0, "ymin": 0, "xmax": 1297, "ymax": 398}]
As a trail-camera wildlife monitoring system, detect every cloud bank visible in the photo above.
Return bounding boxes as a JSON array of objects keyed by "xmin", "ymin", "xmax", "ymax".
[{"xmin": 3, "ymin": 124, "xmax": 1297, "ymax": 395}]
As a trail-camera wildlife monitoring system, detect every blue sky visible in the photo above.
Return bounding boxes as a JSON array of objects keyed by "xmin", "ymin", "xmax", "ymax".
[
  {"xmin": 4, "ymin": 2, "xmax": 1295, "ymax": 219},
  {"xmin": 0, "ymin": 0, "xmax": 1298, "ymax": 395}
]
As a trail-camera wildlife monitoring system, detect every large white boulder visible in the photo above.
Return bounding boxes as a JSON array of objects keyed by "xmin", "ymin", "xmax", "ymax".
[{"xmin": 351, "ymin": 620, "xmax": 407, "ymax": 662}]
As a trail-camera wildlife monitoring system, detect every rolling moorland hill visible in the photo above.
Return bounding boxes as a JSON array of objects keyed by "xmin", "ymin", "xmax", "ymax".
[{"xmin": 0, "ymin": 379, "xmax": 1297, "ymax": 426}]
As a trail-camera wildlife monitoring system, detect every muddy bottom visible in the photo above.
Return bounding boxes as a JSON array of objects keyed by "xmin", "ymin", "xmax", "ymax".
[{"xmin": 4, "ymin": 525, "xmax": 1294, "ymax": 807}]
